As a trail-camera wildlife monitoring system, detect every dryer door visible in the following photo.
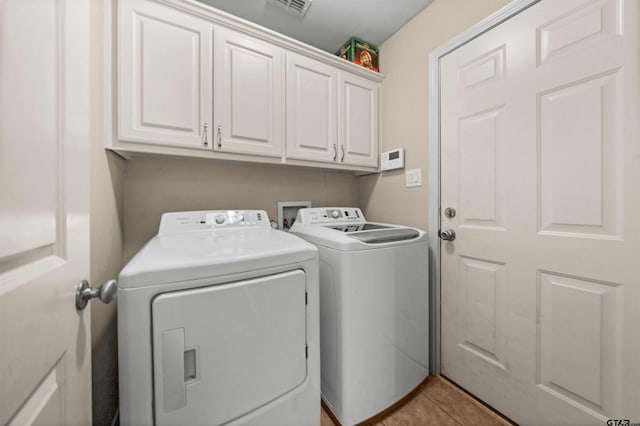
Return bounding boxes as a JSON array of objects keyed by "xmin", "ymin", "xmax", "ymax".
[{"xmin": 151, "ymin": 269, "xmax": 307, "ymax": 425}]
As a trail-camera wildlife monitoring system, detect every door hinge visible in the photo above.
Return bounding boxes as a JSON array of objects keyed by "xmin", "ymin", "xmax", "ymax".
[
  {"xmin": 305, "ymin": 345, "xmax": 308, "ymax": 359},
  {"xmin": 305, "ymin": 291, "xmax": 308, "ymax": 305}
]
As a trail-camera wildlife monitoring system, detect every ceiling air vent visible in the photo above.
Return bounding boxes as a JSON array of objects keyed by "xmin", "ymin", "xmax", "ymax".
[{"xmin": 269, "ymin": 0, "xmax": 313, "ymax": 17}]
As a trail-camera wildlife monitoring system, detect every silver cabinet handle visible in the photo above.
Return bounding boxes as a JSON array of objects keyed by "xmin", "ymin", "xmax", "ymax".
[
  {"xmin": 340, "ymin": 145, "xmax": 345, "ymax": 162},
  {"xmin": 76, "ymin": 279, "xmax": 117, "ymax": 310},
  {"xmin": 203, "ymin": 123, "xmax": 208, "ymax": 147},
  {"xmin": 217, "ymin": 125, "xmax": 222, "ymax": 149},
  {"xmin": 439, "ymin": 229, "xmax": 456, "ymax": 241},
  {"xmin": 333, "ymin": 144, "xmax": 337, "ymax": 161}
]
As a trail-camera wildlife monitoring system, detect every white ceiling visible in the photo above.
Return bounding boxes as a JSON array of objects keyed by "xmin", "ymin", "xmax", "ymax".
[{"xmin": 197, "ymin": 0, "xmax": 434, "ymax": 54}]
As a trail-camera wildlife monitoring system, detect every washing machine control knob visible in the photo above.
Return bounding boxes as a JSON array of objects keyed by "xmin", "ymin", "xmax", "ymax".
[
  {"xmin": 215, "ymin": 214, "xmax": 226, "ymax": 225},
  {"xmin": 331, "ymin": 210, "xmax": 340, "ymax": 219}
]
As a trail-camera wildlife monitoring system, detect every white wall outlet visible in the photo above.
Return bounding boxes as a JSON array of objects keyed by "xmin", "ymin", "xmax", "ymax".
[{"xmin": 405, "ymin": 168, "xmax": 422, "ymax": 187}]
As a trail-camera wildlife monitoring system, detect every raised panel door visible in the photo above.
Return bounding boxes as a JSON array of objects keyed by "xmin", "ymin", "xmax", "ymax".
[
  {"xmin": 0, "ymin": 0, "xmax": 91, "ymax": 424},
  {"xmin": 118, "ymin": 0, "xmax": 213, "ymax": 150},
  {"xmin": 338, "ymin": 72, "xmax": 379, "ymax": 168},
  {"xmin": 285, "ymin": 53, "xmax": 338, "ymax": 163},
  {"xmin": 214, "ymin": 26, "xmax": 284, "ymax": 158},
  {"xmin": 440, "ymin": 0, "xmax": 639, "ymax": 424}
]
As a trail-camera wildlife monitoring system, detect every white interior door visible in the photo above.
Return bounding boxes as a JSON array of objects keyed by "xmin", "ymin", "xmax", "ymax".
[
  {"xmin": 0, "ymin": 0, "xmax": 91, "ymax": 424},
  {"xmin": 440, "ymin": 0, "xmax": 639, "ymax": 424}
]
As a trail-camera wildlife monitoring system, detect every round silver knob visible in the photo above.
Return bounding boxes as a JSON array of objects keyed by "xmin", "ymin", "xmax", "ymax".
[
  {"xmin": 215, "ymin": 214, "xmax": 225, "ymax": 225},
  {"xmin": 75, "ymin": 279, "xmax": 118, "ymax": 310},
  {"xmin": 331, "ymin": 210, "xmax": 340, "ymax": 219},
  {"xmin": 440, "ymin": 229, "xmax": 456, "ymax": 241}
]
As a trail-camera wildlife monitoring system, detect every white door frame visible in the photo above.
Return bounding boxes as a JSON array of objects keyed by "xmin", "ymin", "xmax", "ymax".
[{"xmin": 427, "ymin": 0, "xmax": 540, "ymax": 374}]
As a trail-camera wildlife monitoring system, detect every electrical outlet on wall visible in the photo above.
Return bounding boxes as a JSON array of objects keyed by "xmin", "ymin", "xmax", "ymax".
[{"xmin": 405, "ymin": 168, "xmax": 422, "ymax": 187}]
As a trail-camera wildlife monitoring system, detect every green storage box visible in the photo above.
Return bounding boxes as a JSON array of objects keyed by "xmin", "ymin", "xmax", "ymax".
[{"xmin": 336, "ymin": 37, "xmax": 379, "ymax": 72}]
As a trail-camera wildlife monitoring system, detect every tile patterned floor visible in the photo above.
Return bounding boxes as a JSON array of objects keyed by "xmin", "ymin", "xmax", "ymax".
[{"xmin": 321, "ymin": 375, "xmax": 514, "ymax": 426}]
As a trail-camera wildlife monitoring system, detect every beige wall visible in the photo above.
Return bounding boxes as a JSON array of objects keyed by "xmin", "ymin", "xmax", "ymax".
[
  {"xmin": 90, "ymin": 1, "xmax": 125, "ymax": 424},
  {"xmin": 358, "ymin": 0, "xmax": 510, "ymax": 230},
  {"xmin": 123, "ymin": 157, "xmax": 358, "ymax": 261},
  {"xmin": 89, "ymin": 151, "xmax": 124, "ymax": 426}
]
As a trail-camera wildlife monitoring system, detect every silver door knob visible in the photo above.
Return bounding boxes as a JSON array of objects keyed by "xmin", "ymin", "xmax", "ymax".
[
  {"xmin": 76, "ymin": 279, "xmax": 118, "ymax": 310},
  {"xmin": 440, "ymin": 229, "xmax": 456, "ymax": 241}
]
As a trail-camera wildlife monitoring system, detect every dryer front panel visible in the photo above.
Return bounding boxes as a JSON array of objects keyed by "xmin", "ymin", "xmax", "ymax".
[{"xmin": 151, "ymin": 269, "xmax": 307, "ymax": 425}]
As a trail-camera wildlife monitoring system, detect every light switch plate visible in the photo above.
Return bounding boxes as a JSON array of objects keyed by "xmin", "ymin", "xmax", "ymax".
[{"xmin": 405, "ymin": 168, "xmax": 422, "ymax": 187}]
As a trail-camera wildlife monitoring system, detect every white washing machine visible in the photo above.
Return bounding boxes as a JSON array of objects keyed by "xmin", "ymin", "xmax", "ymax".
[
  {"xmin": 117, "ymin": 210, "xmax": 320, "ymax": 426},
  {"xmin": 290, "ymin": 207, "xmax": 429, "ymax": 426}
]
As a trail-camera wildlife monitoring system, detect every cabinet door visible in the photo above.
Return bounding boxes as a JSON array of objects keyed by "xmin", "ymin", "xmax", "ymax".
[
  {"xmin": 285, "ymin": 54, "xmax": 338, "ymax": 163},
  {"xmin": 214, "ymin": 27, "xmax": 284, "ymax": 157},
  {"xmin": 118, "ymin": 0, "xmax": 213, "ymax": 150},
  {"xmin": 338, "ymin": 72, "xmax": 379, "ymax": 168}
]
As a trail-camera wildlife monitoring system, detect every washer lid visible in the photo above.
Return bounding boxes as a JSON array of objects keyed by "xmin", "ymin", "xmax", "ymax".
[
  {"xmin": 348, "ymin": 228, "xmax": 420, "ymax": 244},
  {"xmin": 118, "ymin": 228, "xmax": 317, "ymax": 288},
  {"xmin": 290, "ymin": 222, "xmax": 427, "ymax": 251}
]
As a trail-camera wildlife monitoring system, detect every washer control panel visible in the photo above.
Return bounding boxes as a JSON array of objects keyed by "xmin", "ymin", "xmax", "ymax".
[
  {"xmin": 159, "ymin": 210, "xmax": 270, "ymax": 234},
  {"xmin": 294, "ymin": 207, "xmax": 365, "ymax": 225}
]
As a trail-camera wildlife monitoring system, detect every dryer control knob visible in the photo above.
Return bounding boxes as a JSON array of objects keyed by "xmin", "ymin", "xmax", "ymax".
[
  {"xmin": 331, "ymin": 210, "xmax": 340, "ymax": 219},
  {"xmin": 215, "ymin": 214, "xmax": 226, "ymax": 225}
]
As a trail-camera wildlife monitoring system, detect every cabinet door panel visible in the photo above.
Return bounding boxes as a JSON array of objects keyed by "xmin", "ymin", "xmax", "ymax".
[
  {"xmin": 285, "ymin": 54, "xmax": 337, "ymax": 163},
  {"xmin": 118, "ymin": 0, "xmax": 212, "ymax": 149},
  {"xmin": 215, "ymin": 27, "xmax": 284, "ymax": 157},
  {"xmin": 339, "ymin": 72, "xmax": 379, "ymax": 167}
]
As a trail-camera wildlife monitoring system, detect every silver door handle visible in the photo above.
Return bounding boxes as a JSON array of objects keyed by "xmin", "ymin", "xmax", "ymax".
[
  {"xmin": 217, "ymin": 125, "xmax": 222, "ymax": 149},
  {"xmin": 439, "ymin": 229, "xmax": 456, "ymax": 241},
  {"xmin": 332, "ymin": 144, "xmax": 337, "ymax": 161},
  {"xmin": 340, "ymin": 145, "xmax": 345, "ymax": 162},
  {"xmin": 203, "ymin": 123, "xmax": 208, "ymax": 147},
  {"xmin": 76, "ymin": 279, "xmax": 117, "ymax": 310}
]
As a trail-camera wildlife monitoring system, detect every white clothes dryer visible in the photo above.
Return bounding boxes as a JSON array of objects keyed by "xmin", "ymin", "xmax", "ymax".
[
  {"xmin": 118, "ymin": 210, "xmax": 320, "ymax": 426},
  {"xmin": 290, "ymin": 207, "xmax": 429, "ymax": 426}
]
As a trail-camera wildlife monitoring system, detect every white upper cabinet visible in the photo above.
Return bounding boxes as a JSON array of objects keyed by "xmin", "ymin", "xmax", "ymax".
[
  {"xmin": 111, "ymin": 0, "xmax": 381, "ymax": 171},
  {"xmin": 338, "ymin": 72, "xmax": 379, "ymax": 168},
  {"xmin": 214, "ymin": 26, "xmax": 284, "ymax": 158},
  {"xmin": 118, "ymin": 0, "xmax": 213, "ymax": 150},
  {"xmin": 286, "ymin": 54, "xmax": 380, "ymax": 169},
  {"xmin": 285, "ymin": 53, "xmax": 338, "ymax": 163}
]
